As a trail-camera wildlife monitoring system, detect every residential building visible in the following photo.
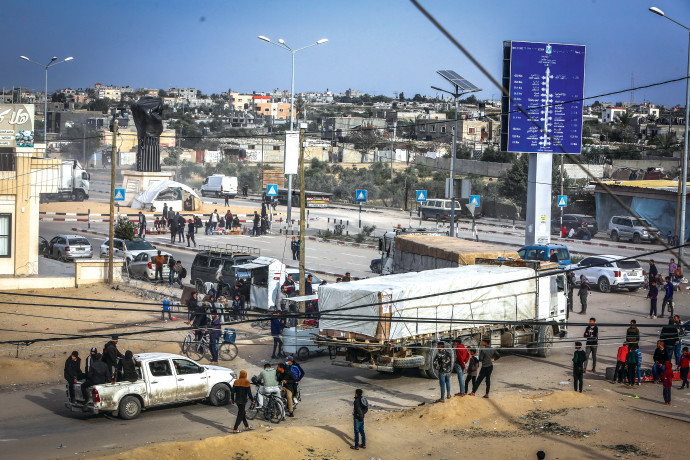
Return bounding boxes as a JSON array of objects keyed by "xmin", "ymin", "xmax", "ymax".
[
  {"xmin": 228, "ymin": 92, "xmax": 255, "ymax": 111},
  {"xmin": 168, "ymin": 88, "xmax": 198, "ymax": 99},
  {"xmin": 602, "ymin": 106, "xmax": 628, "ymax": 123},
  {"xmin": 254, "ymin": 100, "xmax": 294, "ymax": 120},
  {"xmin": 97, "ymin": 87, "xmax": 121, "ymax": 101},
  {"xmin": 322, "ymin": 116, "xmax": 386, "ymax": 141}
]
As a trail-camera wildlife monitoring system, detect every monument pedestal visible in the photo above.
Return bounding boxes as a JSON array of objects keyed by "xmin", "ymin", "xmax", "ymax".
[{"xmin": 121, "ymin": 170, "xmax": 174, "ymax": 206}]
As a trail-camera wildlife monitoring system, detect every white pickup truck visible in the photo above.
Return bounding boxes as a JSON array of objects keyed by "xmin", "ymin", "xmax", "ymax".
[{"xmin": 65, "ymin": 353, "xmax": 236, "ymax": 420}]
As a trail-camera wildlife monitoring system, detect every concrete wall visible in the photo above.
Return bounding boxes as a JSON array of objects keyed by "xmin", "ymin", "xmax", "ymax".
[
  {"xmin": 414, "ymin": 156, "xmax": 512, "ymax": 178},
  {"xmin": 74, "ymin": 258, "xmax": 125, "ymax": 287}
]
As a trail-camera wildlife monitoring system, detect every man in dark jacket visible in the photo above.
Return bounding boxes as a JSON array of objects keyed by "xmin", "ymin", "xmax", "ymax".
[
  {"xmin": 162, "ymin": 203, "xmax": 168, "ymax": 221},
  {"xmin": 191, "ymin": 302, "xmax": 208, "ymax": 341},
  {"xmin": 572, "ymin": 342, "xmax": 586, "ymax": 392},
  {"xmin": 583, "ymin": 317, "xmax": 598, "ymax": 373},
  {"xmin": 626, "ymin": 320, "xmax": 640, "ymax": 344},
  {"xmin": 352, "ymin": 388, "xmax": 367, "ymax": 450},
  {"xmin": 432, "ymin": 342, "xmax": 453, "ymax": 402},
  {"xmin": 661, "ymin": 276, "xmax": 674, "ymax": 318},
  {"xmin": 137, "ymin": 211, "xmax": 146, "ymax": 239},
  {"xmin": 277, "ymin": 363, "xmax": 297, "ymax": 417},
  {"xmin": 176, "ymin": 213, "xmax": 185, "ymax": 242},
  {"xmin": 470, "ymin": 338, "xmax": 500, "ymax": 398},
  {"xmin": 252, "ymin": 211, "xmax": 261, "ymax": 236},
  {"xmin": 649, "ymin": 260, "xmax": 658, "ymax": 281},
  {"xmin": 81, "ymin": 353, "xmax": 111, "ymax": 400},
  {"xmin": 103, "ymin": 336, "xmax": 123, "ymax": 379},
  {"xmin": 283, "ymin": 274, "xmax": 296, "ymax": 297},
  {"xmin": 64, "ymin": 351, "xmax": 82, "ymax": 402},
  {"xmin": 271, "ymin": 313, "xmax": 286, "ymax": 359},
  {"xmin": 84, "ymin": 347, "xmax": 97, "ymax": 375},
  {"xmin": 652, "ymin": 340, "xmax": 669, "ymax": 382},
  {"xmin": 566, "ymin": 271, "xmax": 576, "ymax": 312},
  {"xmin": 186, "ymin": 219, "xmax": 196, "ymax": 247}
]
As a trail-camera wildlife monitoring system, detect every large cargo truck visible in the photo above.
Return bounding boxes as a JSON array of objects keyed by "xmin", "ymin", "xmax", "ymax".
[
  {"xmin": 40, "ymin": 159, "xmax": 90, "ymax": 202},
  {"xmin": 316, "ymin": 260, "xmax": 567, "ymax": 379},
  {"xmin": 371, "ymin": 230, "xmax": 519, "ymax": 275}
]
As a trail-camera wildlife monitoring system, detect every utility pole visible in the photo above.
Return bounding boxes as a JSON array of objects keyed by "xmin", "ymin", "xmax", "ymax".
[
  {"xmin": 298, "ymin": 125, "xmax": 307, "ymax": 320},
  {"xmin": 82, "ymin": 123, "xmax": 86, "ymax": 167},
  {"xmin": 107, "ymin": 121, "xmax": 118, "ymax": 284},
  {"xmin": 560, "ymin": 154, "xmax": 564, "ymax": 236}
]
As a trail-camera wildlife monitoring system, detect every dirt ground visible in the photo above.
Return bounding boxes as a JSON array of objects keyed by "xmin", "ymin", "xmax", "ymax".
[
  {"xmin": 97, "ymin": 390, "xmax": 678, "ymax": 460},
  {"xmin": 40, "ymin": 201, "xmax": 264, "ymax": 217}
]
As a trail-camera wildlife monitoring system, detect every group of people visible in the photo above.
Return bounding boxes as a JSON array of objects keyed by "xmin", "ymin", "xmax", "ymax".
[
  {"xmin": 646, "ymin": 259, "xmax": 678, "ymax": 318},
  {"xmin": 205, "ymin": 209, "xmax": 242, "ymax": 235},
  {"xmin": 251, "ymin": 203, "xmax": 271, "ymax": 236},
  {"xmin": 64, "ymin": 336, "xmax": 137, "ymax": 403},
  {"xmin": 560, "ymin": 225, "xmax": 592, "ymax": 240},
  {"xmin": 152, "ymin": 250, "xmax": 187, "ymax": 287},
  {"xmin": 432, "ymin": 338, "xmax": 499, "ymax": 401}
]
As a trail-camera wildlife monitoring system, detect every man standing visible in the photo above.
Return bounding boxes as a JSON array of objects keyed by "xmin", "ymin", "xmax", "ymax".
[
  {"xmin": 613, "ymin": 343, "xmax": 629, "ymax": 384},
  {"xmin": 271, "ymin": 312, "xmax": 285, "ymax": 359},
  {"xmin": 177, "ymin": 213, "xmax": 186, "ymax": 242},
  {"xmin": 162, "ymin": 203, "xmax": 168, "ymax": 222},
  {"xmin": 566, "ymin": 271, "xmax": 576, "ymax": 312},
  {"xmin": 186, "ymin": 218, "xmax": 196, "ymax": 248},
  {"xmin": 433, "ymin": 342, "xmax": 453, "ymax": 402},
  {"xmin": 252, "ymin": 211, "xmax": 260, "ymax": 236},
  {"xmin": 647, "ymin": 280, "xmax": 659, "ymax": 319},
  {"xmin": 137, "ymin": 211, "xmax": 146, "ymax": 239},
  {"xmin": 351, "ymin": 389, "xmax": 367, "ymax": 451},
  {"xmin": 224, "ymin": 193, "xmax": 229, "ymax": 206},
  {"xmin": 649, "ymin": 260, "xmax": 658, "ymax": 282},
  {"xmin": 64, "ymin": 351, "xmax": 82, "ymax": 402},
  {"xmin": 169, "ymin": 213, "xmax": 178, "ymax": 244},
  {"xmin": 291, "ymin": 237, "xmax": 298, "ymax": 260},
  {"xmin": 669, "ymin": 258, "xmax": 678, "ymax": 278},
  {"xmin": 211, "ymin": 209, "xmax": 219, "ymax": 231},
  {"xmin": 625, "ymin": 319, "xmax": 640, "ymax": 344},
  {"xmin": 661, "ymin": 276, "xmax": 674, "ymax": 318},
  {"xmin": 470, "ymin": 338, "xmax": 499, "ymax": 398},
  {"xmin": 626, "ymin": 343, "xmax": 639, "ymax": 387},
  {"xmin": 453, "ymin": 338, "xmax": 470, "ymax": 396},
  {"xmin": 572, "ymin": 342, "xmax": 586, "ymax": 392},
  {"xmin": 103, "ymin": 336, "xmax": 123, "ymax": 380},
  {"xmin": 583, "ymin": 318, "xmax": 598, "ymax": 373},
  {"xmin": 84, "ymin": 347, "xmax": 97, "ymax": 375},
  {"xmin": 153, "ymin": 250, "xmax": 165, "ymax": 281},
  {"xmin": 578, "ymin": 275, "xmax": 590, "ymax": 314}
]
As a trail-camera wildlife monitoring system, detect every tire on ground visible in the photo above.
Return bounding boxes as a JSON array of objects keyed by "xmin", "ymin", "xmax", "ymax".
[
  {"xmin": 209, "ymin": 383, "xmax": 231, "ymax": 406},
  {"xmin": 392, "ymin": 355, "xmax": 425, "ymax": 368},
  {"xmin": 536, "ymin": 324, "xmax": 554, "ymax": 358},
  {"xmin": 424, "ymin": 340, "xmax": 455, "ymax": 379}
]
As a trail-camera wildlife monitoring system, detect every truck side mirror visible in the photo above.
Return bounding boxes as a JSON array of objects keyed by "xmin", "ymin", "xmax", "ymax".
[{"xmin": 378, "ymin": 240, "xmax": 383, "ymax": 251}]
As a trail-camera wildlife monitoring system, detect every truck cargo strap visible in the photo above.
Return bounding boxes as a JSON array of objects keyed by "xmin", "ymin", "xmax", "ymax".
[{"xmin": 331, "ymin": 361, "xmax": 394, "ymax": 373}]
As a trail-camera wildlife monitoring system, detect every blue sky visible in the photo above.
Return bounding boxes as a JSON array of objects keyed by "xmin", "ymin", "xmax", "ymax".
[{"xmin": 3, "ymin": 0, "xmax": 690, "ymax": 106}]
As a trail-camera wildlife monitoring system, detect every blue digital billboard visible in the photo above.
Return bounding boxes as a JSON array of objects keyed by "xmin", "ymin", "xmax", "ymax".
[{"xmin": 500, "ymin": 41, "xmax": 586, "ymax": 154}]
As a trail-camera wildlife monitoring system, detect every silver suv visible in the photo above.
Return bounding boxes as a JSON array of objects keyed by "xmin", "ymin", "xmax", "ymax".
[{"xmin": 607, "ymin": 216, "xmax": 661, "ymax": 244}]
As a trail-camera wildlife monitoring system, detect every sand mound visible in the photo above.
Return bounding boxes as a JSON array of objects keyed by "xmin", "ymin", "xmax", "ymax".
[{"xmin": 0, "ymin": 357, "xmax": 56, "ymax": 386}]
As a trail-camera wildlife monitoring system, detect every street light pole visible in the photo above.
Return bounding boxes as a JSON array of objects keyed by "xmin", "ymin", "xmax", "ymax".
[
  {"xmin": 650, "ymin": 6, "xmax": 690, "ymax": 270},
  {"xmin": 19, "ymin": 55, "xmax": 73, "ymax": 156},
  {"xmin": 257, "ymin": 36, "xmax": 327, "ymax": 228}
]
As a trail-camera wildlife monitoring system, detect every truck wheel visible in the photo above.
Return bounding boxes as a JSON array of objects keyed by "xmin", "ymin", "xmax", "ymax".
[
  {"xmin": 74, "ymin": 190, "xmax": 86, "ymax": 201},
  {"xmin": 297, "ymin": 347, "xmax": 310, "ymax": 361},
  {"xmin": 424, "ymin": 341, "xmax": 455, "ymax": 379},
  {"xmin": 118, "ymin": 395, "xmax": 141, "ymax": 420},
  {"xmin": 209, "ymin": 383, "xmax": 231, "ymax": 406},
  {"xmin": 598, "ymin": 277, "xmax": 611, "ymax": 293},
  {"xmin": 632, "ymin": 233, "xmax": 641, "ymax": 244},
  {"xmin": 536, "ymin": 325, "xmax": 554, "ymax": 358},
  {"xmin": 392, "ymin": 355, "xmax": 425, "ymax": 368}
]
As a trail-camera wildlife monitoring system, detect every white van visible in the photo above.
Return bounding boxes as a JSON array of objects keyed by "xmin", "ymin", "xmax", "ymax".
[{"xmin": 200, "ymin": 174, "xmax": 238, "ymax": 198}]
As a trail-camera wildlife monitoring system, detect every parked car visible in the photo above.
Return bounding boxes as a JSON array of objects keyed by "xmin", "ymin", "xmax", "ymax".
[
  {"xmin": 200, "ymin": 174, "xmax": 238, "ymax": 198},
  {"xmin": 48, "ymin": 234, "xmax": 93, "ymax": 261},
  {"xmin": 190, "ymin": 246, "xmax": 260, "ymax": 293},
  {"xmin": 518, "ymin": 244, "xmax": 571, "ymax": 267},
  {"xmin": 99, "ymin": 238, "xmax": 157, "ymax": 262},
  {"xmin": 65, "ymin": 353, "xmax": 236, "ymax": 420},
  {"xmin": 567, "ymin": 255, "xmax": 645, "ymax": 292},
  {"xmin": 607, "ymin": 216, "xmax": 661, "ymax": 244},
  {"xmin": 284, "ymin": 268, "xmax": 322, "ymax": 292},
  {"xmin": 551, "ymin": 214, "xmax": 598, "ymax": 237},
  {"xmin": 128, "ymin": 250, "xmax": 172, "ymax": 280}
]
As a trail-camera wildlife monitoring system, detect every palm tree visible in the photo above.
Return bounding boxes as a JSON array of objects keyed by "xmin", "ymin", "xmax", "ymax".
[{"xmin": 294, "ymin": 96, "xmax": 307, "ymax": 120}]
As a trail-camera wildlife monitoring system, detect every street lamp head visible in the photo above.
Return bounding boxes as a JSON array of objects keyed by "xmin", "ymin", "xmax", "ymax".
[
  {"xmin": 278, "ymin": 38, "xmax": 285, "ymax": 44},
  {"xmin": 50, "ymin": 56, "xmax": 57, "ymax": 62},
  {"xmin": 19, "ymin": 55, "xmax": 29, "ymax": 61},
  {"xmin": 316, "ymin": 38, "xmax": 328, "ymax": 45},
  {"xmin": 649, "ymin": 6, "xmax": 665, "ymax": 17},
  {"xmin": 64, "ymin": 57, "xmax": 74, "ymax": 61},
  {"xmin": 257, "ymin": 35, "xmax": 271, "ymax": 42}
]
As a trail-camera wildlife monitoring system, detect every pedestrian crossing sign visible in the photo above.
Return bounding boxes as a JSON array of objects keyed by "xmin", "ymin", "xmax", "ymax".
[
  {"xmin": 355, "ymin": 189, "xmax": 367, "ymax": 203},
  {"xmin": 557, "ymin": 195, "xmax": 567, "ymax": 207},
  {"xmin": 114, "ymin": 188, "xmax": 125, "ymax": 202},
  {"xmin": 416, "ymin": 190, "xmax": 427, "ymax": 202},
  {"xmin": 469, "ymin": 195, "xmax": 480, "ymax": 206},
  {"xmin": 266, "ymin": 184, "xmax": 278, "ymax": 197}
]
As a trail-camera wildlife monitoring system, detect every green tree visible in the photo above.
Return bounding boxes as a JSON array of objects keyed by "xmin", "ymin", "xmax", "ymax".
[
  {"xmin": 480, "ymin": 146, "xmax": 513, "ymax": 163},
  {"xmin": 398, "ymin": 92, "xmax": 405, "ymax": 101},
  {"xmin": 158, "ymin": 89, "xmax": 168, "ymax": 98},
  {"xmin": 295, "ymin": 96, "xmax": 307, "ymax": 120},
  {"xmin": 114, "ymin": 216, "xmax": 136, "ymax": 240},
  {"xmin": 499, "ymin": 153, "xmax": 529, "ymax": 209},
  {"xmin": 413, "ymin": 94, "xmax": 424, "ymax": 102},
  {"xmin": 87, "ymin": 98, "xmax": 112, "ymax": 113}
]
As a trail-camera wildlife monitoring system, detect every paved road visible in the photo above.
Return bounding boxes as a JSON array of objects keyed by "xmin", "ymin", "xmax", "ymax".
[{"xmin": 2, "ymin": 289, "xmax": 688, "ymax": 460}]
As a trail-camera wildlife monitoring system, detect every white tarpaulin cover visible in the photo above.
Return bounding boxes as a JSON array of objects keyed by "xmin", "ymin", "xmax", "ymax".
[
  {"xmin": 131, "ymin": 179, "xmax": 202, "ymax": 212},
  {"xmin": 319, "ymin": 265, "xmax": 537, "ymax": 340}
]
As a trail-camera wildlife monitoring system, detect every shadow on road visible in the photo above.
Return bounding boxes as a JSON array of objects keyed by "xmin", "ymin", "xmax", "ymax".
[
  {"xmin": 24, "ymin": 388, "xmax": 91, "ymax": 419},
  {"xmin": 315, "ymin": 425, "xmax": 352, "ymax": 445},
  {"xmin": 182, "ymin": 410, "xmax": 231, "ymax": 433}
]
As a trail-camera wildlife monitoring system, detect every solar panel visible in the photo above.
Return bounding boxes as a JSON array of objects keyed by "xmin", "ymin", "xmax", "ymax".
[{"xmin": 437, "ymin": 70, "xmax": 480, "ymax": 91}]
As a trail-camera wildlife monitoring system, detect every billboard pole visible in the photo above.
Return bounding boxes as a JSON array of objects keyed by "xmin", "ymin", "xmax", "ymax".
[{"xmin": 108, "ymin": 121, "xmax": 117, "ymax": 284}]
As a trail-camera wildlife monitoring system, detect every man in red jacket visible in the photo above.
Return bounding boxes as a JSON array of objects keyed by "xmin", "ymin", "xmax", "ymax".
[
  {"xmin": 453, "ymin": 338, "xmax": 470, "ymax": 396},
  {"xmin": 613, "ymin": 343, "xmax": 629, "ymax": 384}
]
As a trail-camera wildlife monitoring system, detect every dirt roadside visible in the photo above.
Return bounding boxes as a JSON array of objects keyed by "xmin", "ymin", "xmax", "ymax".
[{"xmin": 97, "ymin": 390, "xmax": 674, "ymax": 460}]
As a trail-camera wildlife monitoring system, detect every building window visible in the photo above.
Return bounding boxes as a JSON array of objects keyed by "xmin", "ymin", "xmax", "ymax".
[
  {"xmin": 430, "ymin": 125, "xmax": 436, "ymax": 132},
  {"xmin": 0, "ymin": 152, "xmax": 15, "ymax": 171},
  {"xmin": 248, "ymin": 145, "xmax": 255, "ymax": 149},
  {"xmin": 273, "ymin": 146, "xmax": 280, "ymax": 151},
  {"xmin": 0, "ymin": 214, "xmax": 10, "ymax": 257},
  {"xmin": 468, "ymin": 127, "xmax": 476, "ymax": 134},
  {"xmin": 441, "ymin": 126, "xmax": 446, "ymax": 133}
]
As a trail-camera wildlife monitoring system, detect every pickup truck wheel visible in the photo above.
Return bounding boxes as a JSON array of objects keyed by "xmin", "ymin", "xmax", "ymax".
[
  {"xmin": 610, "ymin": 231, "xmax": 619, "ymax": 242},
  {"xmin": 393, "ymin": 355, "xmax": 425, "ymax": 368},
  {"xmin": 598, "ymin": 277, "xmax": 611, "ymax": 293},
  {"xmin": 118, "ymin": 395, "xmax": 141, "ymax": 420},
  {"xmin": 632, "ymin": 233, "xmax": 641, "ymax": 244},
  {"xmin": 209, "ymin": 383, "xmax": 231, "ymax": 406},
  {"xmin": 536, "ymin": 324, "xmax": 554, "ymax": 358}
]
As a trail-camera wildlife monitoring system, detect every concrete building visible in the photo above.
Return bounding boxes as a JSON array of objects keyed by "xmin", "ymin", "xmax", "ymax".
[
  {"xmin": 168, "ymin": 88, "xmax": 198, "ymax": 99},
  {"xmin": 228, "ymin": 92, "xmax": 254, "ymax": 111},
  {"xmin": 322, "ymin": 116, "xmax": 386, "ymax": 141},
  {"xmin": 254, "ymin": 100, "xmax": 294, "ymax": 120},
  {"xmin": 415, "ymin": 117, "xmax": 495, "ymax": 144},
  {"xmin": 602, "ymin": 106, "xmax": 628, "ymax": 123},
  {"xmin": 97, "ymin": 87, "xmax": 121, "ymax": 101}
]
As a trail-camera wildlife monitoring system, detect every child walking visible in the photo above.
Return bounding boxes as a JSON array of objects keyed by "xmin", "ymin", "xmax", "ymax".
[
  {"xmin": 662, "ymin": 360, "xmax": 674, "ymax": 405},
  {"xmin": 465, "ymin": 349, "xmax": 479, "ymax": 393}
]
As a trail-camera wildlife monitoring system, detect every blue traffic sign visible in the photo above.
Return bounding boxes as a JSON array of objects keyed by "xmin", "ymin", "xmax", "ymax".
[
  {"xmin": 469, "ymin": 195, "xmax": 480, "ymax": 207},
  {"xmin": 501, "ymin": 41, "xmax": 586, "ymax": 154},
  {"xmin": 416, "ymin": 190, "xmax": 427, "ymax": 202},
  {"xmin": 266, "ymin": 184, "xmax": 278, "ymax": 197},
  {"xmin": 557, "ymin": 195, "xmax": 567, "ymax": 207},
  {"xmin": 114, "ymin": 188, "xmax": 125, "ymax": 202},
  {"xmin": 355, "ymin": 189, "xmax": 367, "ymax": 203}
]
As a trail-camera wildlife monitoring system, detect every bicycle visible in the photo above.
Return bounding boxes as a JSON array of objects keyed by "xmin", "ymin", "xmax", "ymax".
[
  {"xmin": 246, "ymin": 379, "xmax": 284, "ymax": 424},
  {"xmin": 181, "ymin": 329, "xmax": 238, "ymax": 362}
]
